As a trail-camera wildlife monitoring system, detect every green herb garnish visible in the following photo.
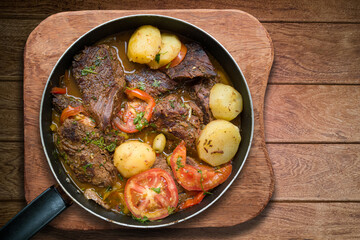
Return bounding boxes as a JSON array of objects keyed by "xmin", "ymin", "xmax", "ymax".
[
  {"xmin": 176, "ymin": 156, "xmax": 184, "ymax": 171},
  {"xmin": 152, "ymin": 79, "xmax": 161, "ymax": 87},
  {"xmin": 132, "ymin": 215, "xmax": 150, "ymax": 223},
  {"xmin": 151, "ymin": 187, "xmax": 161, "ymax": 194},
  {"xmin": 82, "ymin": 163, "xmax": 93, "ymax": 172},
  {"xmin": 105, "ymin": 186, "xmax": 112, "ymax": 192},
  {"xmin": 105, "ymin": 142, "xmax": 116, "ymax": 152},
  {"xmin": 167, "ymin": 206, "xmax": 175, "ymax": 215},
  {"xmin": 81, "ymin": 66, "xmax": 97, "ymax": 76},
  {"xmin": 155, "ymin": 53, "xmax": 160, "ymax": 63}
]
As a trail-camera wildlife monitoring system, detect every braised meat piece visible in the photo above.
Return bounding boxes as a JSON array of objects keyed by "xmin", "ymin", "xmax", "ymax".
[
  {"xmin": 52, "ymin": 94, "xmax": 82, "ymax": 113},
  {"xmin": 163, "ymin": 42, "xmax": 216, "ymax": 82},
  {"xmin": 72, "ymin": 44, "xmax": 125, "ymax": 130},
  {"xmin": 125, "ymin": 68, "xmax": 178, "ymax": 97},
  {"xmin": 191, "ymin": 77, "xmax": 220, "ymax": 124},
  {"xmin": 150, "ymin": 94, "xmax": 204, "ymax": 147},
  {"xmin": 56, "ymin": 118, "xmax": 123, "ymax": 187}
]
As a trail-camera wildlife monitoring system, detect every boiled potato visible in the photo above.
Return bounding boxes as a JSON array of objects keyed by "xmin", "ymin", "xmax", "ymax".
[
  {"xmin": 209, "ymin": 83, "xmax": 243, "ymax": 121},
  {"xmin": 113, "ymin": 141, "xmax": 156, "ymax": 178},
  {"xmin": 197, "ymin": 120, "xmax": 241, "ymax": 166},
  {"xmin": 147, "ymin": 33, "xmax": 181, "ymax": 69},
  {"xmin": 127, "ymin": 25, "xmax": 162, "ymax": 64}
]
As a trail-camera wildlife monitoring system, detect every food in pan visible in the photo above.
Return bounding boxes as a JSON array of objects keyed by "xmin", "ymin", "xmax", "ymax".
[{"xmin": 50, "ymin": 25, "xmax": 243, "ymax": 222}]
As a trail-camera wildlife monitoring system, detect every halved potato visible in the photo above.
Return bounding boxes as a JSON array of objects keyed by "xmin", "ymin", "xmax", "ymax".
[
  {"xmin": 197, "ymin": 120, "xmax": 241, "ymax": 166},
  {"xmin": 147, "ymin": 33, "xmax": 181, "ymax": 69},
  {"xmin": 113, "ymin": 141, "xmax": 156, "ymax": 178},
  {"xmin": 209, "ymin": 83, "xmax": 243, "ymax": 121},
  {"xmin": 127, "ymin": 25, "xmax": 162, "ymax": 64}
]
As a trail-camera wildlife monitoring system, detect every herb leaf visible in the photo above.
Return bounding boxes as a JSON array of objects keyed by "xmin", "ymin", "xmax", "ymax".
[
  {"xmin": 151, "ymin": 187, "xmax": 161, "ymax": 194},
  {"xmin": 176, "ymin": 156, "xmax": 184, "ymax": 171},
  {"xmin": 155, "ymin": 53, "xmax": 160, "ymax": 63}
]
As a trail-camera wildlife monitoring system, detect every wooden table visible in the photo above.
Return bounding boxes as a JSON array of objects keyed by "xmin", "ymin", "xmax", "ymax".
[{"xmin": 1, "ymin": 1, "xmax": 360, "ymax": 239}]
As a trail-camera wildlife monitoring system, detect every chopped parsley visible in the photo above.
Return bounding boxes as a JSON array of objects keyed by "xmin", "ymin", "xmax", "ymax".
[
  {"xmin": 176, "ymin": 156, "xmax": 184, "ymax": 171},
  {"xmin": 167, "ymin": 206, "xmax": 175, "ymax": 215},
  {"xmin": 92, "ymin": 96, "xmax": 97, "ymax": 101},
  {"xmin": 81, "ymin": 66, "xmax": 97, "ymax": 76},
  {"xmin": 151, "ymin": 187, "xmax": 161, "ymax": 194},
  {"xmin": 105, "ymin": 142, "xmax": 116, "ymax": 152},
  {"xmin": 118, "ymin": 173, "xmax": 124, "ymax": 181},
  {"xmin": 152, "ymin": 79, "xmax": 161, "ymax": 87},
  {"xmin": 169, "ymin": 99, "xmax": 175, "ymax": 108},
  {"xmin": 82, "ymin": 163, "xmax": 93, "ymax": 172},
  {"xmin": 165, "ymin": 62, "xmax": 172, "ymax": 69},
  {"xmin": 155, "ymin": 53, "xmax": 161, "ymax": 63},
  {"xmin": 197, "ymin": 169, "xmax": 213, "ymax": 195},
  {"xmin": 133, "ymin": 111, "xmax": 148, "ymax": 131},
  {"xmin": 137, "ymin": 81, "xmax": 146, "ymax": 91},
  {"xmin": 132, "ymin": 215, "xmax": 150, "ymax": 223}
]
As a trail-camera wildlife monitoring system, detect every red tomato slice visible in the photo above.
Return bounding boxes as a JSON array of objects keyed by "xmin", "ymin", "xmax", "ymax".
[
  {"xmin": 51, "ymin": 87, "xmax": 67, "ymax": 94},
  {"xmin": 113, "ymin": 88, "xmax": 156, "ymax": 133},
  {"xmin": 60, "ymin": 105, "xmax": 86, "ymax": 123},
  {"xmin": 161, "ymin": 43, "xmax": 187, "ymax": 69},
  {"xmin": 124, "ymin": 168, "xmax": 179, "ymax": 221},
  {"xmin": 170, "ymin": 141, "xmax": 232, "ymax": 192},
  {"xmin": 179, "ymin": 191, "xmax": 206, "ymax": 210}
]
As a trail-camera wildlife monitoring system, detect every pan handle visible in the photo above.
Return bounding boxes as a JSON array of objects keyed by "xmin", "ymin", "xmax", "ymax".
[{"xmin": 0, "ymin": 185, "xmax": 72, "ymax": 240}]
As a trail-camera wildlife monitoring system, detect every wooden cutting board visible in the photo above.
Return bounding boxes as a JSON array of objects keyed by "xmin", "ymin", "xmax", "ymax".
[{"xmin": 24, "ymin": 10, "xmax": 274, "ymax": 229}]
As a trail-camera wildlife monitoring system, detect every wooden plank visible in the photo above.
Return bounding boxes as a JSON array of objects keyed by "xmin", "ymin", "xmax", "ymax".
[
  {"xmin": 268, "ymin": 144, "xmax": 360, "ymax": 201},
  {"xmin": 0, "ymin": 19, "xmax": 40, "ymax": 78},
  {"xmin": 1, "ymin": 202, "xmax": 356, "ymax": 239},
  {"xmin": 1, "ymin": 20, "xmax": 360, "ymax": 85},
  {"xmin": 1, "ymin": 0, "xmax": 360, "ymax": 22},
  {"xmin": 0, "ymin": 142, "xmax": 24, "ymax": 201},
  {"xmin": 0, "ymin": 81, "xmax": 23, "ymax": 141},
  {"xmin": 265, "ymin": 23, "xmax": 360, "ymax": 84},
  {"xmin": 0, "ymin": 201, "xmax": 26, "ymax": 226},
  {"xmin": 265, "ymin": 85, "xmax": 360, "ymax": 143}
]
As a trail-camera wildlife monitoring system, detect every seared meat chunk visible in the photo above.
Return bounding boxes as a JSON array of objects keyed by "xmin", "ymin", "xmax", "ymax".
[
  {"xmin": 163, "ymin": 42, "xmax": 216, "ymax": 82},
  {"xmin": 52, "ymin": 94, "xmax": 82, "ymax": 113},
  {"xmin": 125, "ymin": 68, "xmax": 178, "ymax": 97},
  {"xmin": 57, "ymin": 119, "xmax": 122, "ymax": 187},
  {"xmin": 151, "ymin": 94, "xmax": 204, "ymax": 147},
  {"xmin": 72, "ymin": 44, "xmax": 125, "ymax": 130},
  {"xmin": 84, "ymin": 189, "xmax": 110, "ymax": 209},
  {"xmin": 191, "ymin": 77, "xmax": 220, "ymax": 124}
]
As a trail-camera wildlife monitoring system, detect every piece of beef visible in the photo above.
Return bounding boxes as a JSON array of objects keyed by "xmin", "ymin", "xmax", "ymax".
[
  {"xmin": 72, "ymin": 44, "xmax": 125, "ymax": 130},
  {"xmin": 56, "ymin": 118, "xmax": 122, "ymax": 187},
  {"xmin": 52, "ymin": 94, "xmax": 82, "ymax": 113},
  {"xmin": 84, "ymin": 188, "xmax": 110, "ymax": 209},
  {"xmin": 125, "ymin": 68, "xmax": 178, "ymax": 97},
  {"xmin": 150, "ymin": 94, "xmax": 204, "ymax": 148},
  {"xmin": 191, "ymin": 77, "xmax": 220, "ymax": 124},
  {"xmin": 162, "ymin": 42, "xmax": 216, "ymax": 82}
]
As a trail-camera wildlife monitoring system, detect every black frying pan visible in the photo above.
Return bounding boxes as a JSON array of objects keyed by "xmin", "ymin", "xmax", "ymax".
[{"xmin": 0, "ymin": 14, "xmax": 254, "ymax": 239}]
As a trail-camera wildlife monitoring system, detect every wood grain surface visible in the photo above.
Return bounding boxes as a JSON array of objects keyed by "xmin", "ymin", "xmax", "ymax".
[
  {"xmin": 1, "ymin": 0, "xmax": 360, "ymax": 238},
  {"xmin": 23, "ymin": 10, "xmax": 274, "ymax": 229}
]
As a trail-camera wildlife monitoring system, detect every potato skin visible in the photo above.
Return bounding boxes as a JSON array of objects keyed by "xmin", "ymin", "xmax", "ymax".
[
  {"xmin": 113, "ymin": 141, "xmax": 156, "ymax": 178},
  {"xmin": 127, "ymin": 25, "xmax": 162, "ymax": 64},
  {"xmin": 197, "ymin": 120, "xmax": 241, "ymax": 166},
  {"xmin": 147, "ymin": 33, "xmax": 181, "ymax": 69},
  {"xmin": 209, "ymin": 83, "xmax": 243, "ymax": 121}
]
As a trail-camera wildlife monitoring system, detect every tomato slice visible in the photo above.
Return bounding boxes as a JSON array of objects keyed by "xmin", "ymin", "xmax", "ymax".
[
  {"xmin": 60, "ymin": 105, "xmax": 86, "ymax": 123},
  {"xmin": 113, "ymin": 88, "xmax": 155, "ymax": 133},
  {"xmin": 124, "ymin": 168, "xmax": 179, "ymax": 221},
  {"xmin": 51, "ymin": 87, "xmax": 67, "ymax": 94},
  {"xmin": 179, "ymin": 191, "xmax": 206, "ymax": 210},
  {"xmin": 170, "ymin": 141, "xmax": 232, "ymax": 192},
  {"xmin": 161, "ymin": 43, "xmax": 187, "ymax": 69}
]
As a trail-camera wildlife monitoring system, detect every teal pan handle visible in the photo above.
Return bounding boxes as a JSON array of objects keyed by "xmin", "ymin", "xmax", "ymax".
[{"xmin": 0, "ymin": 185, "xmax": 72, "ymax": 240}]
